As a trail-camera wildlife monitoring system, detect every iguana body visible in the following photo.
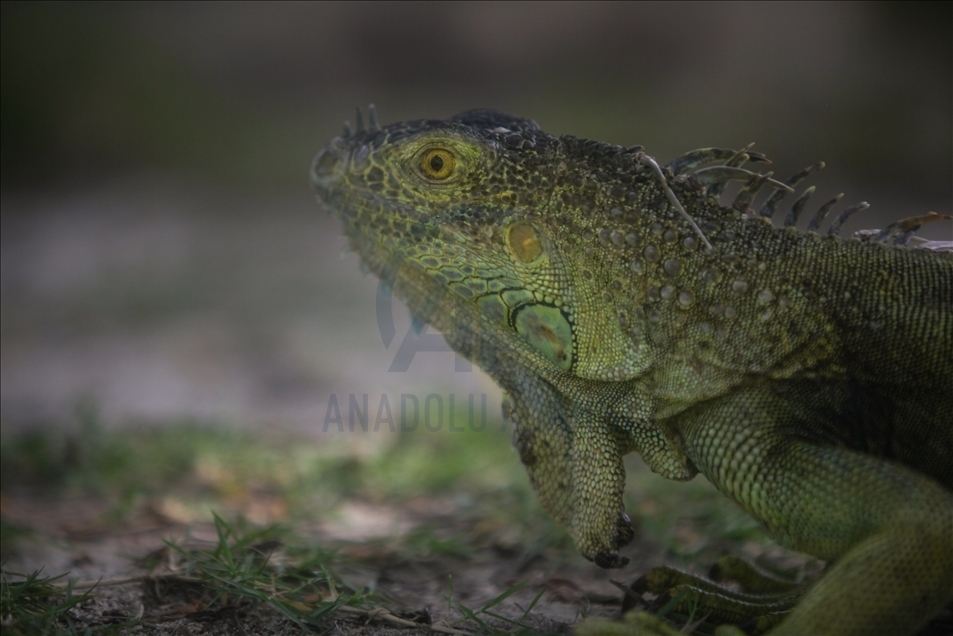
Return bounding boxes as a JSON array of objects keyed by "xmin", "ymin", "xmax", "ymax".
[{"xmin": 311, "ymin": 108, "xmax": 953, "ymax": 635}]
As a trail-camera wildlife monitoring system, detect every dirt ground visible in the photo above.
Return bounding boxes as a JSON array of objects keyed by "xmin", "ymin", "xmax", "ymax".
[{"xmin": 2, "ymin": 488, "xmax": 640, "ymax": 635}]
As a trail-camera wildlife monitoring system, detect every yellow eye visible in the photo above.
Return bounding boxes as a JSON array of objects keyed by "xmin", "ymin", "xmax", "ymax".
[{"xmin": 421, "ymin": 148, "xmax": 456, "ymax": 180}]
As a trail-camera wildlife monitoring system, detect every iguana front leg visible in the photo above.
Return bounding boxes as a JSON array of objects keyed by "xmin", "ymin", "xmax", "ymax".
[
  {"xmin": 671, "ymin": 381, "xmax": 953, "ymax": 636},
  {"xmin": 505, "ymin": 389, "xmax": 634, "ymax": 567}
]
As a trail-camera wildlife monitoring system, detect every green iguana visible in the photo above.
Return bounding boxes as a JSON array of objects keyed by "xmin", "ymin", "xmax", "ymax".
[{"xmin": 310, "ymin": 107, "xmax": 953, "ymax": 636}]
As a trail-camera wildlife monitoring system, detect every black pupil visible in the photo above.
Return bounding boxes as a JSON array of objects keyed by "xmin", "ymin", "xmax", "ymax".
[{"xmin": 430, "ymin": 155, "xmax": 444, "ymax": 172}]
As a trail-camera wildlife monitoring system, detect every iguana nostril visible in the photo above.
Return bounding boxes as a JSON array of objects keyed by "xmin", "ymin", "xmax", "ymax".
[{"xmin": 310, "ymin": 147, "xmax": 341, "ymax": 184}]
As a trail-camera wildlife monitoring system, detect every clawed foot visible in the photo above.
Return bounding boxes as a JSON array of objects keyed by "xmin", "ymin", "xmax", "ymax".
[
  {"xmin": 616, "ymin": 557, "xmax": 806, "ymax": 635},
  {"xmin": 592, "ymin": 512, "xmax": 636, "ymax": 568}
]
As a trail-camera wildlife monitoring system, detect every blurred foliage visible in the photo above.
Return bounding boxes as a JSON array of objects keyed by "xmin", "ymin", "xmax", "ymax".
[
  {"xmin": 2, "ymin": 3, "xmax": 950, "ymax": 194},
  {"xmin": 0, "ymin": 399, "xmax": 774, "ymax": 566},
  {"xmin": 1, "ymin": 4, "xmax": 253, "ymax": 187},
  {"xmin": 1, "ymin": 403, "xmax": 220, "ymax": 496},
  {"xmin": 0, "ymin": 400, "xmax": 531, "ymax": 519}
]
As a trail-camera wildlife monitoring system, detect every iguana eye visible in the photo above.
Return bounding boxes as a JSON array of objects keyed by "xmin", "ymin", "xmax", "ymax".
[{"xmin": 421, "ymin": 148, "xmax": 455, "ymax": 180}]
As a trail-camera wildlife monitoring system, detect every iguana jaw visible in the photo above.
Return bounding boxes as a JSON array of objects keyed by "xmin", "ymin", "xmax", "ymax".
[
  {"xmin": 311, "ymin": 118, "xmax": 664, "ymax": 388},
  {"xmin": 312, "ymin": 136, "xmax": 470, "ymax": 330},
  {"xmin": 310, "ymin": 126, "xmax": 578, "ymax": 387}
]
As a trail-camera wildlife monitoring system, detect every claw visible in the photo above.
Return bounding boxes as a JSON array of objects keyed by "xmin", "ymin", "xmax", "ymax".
[
  {"xmin": 630, "ymin": 573, "xmax": 651, "ymax": 596},
  {"xmin": 615, "ymin": 511, "xmax": 635, "ymax": 547},
  {"xmin": 594, "ymin": 551, "xmax": 630, "ymax": 569},
  {"xmin": 612, "ymin": 579, "xmax": 645, "ymax": 614}
]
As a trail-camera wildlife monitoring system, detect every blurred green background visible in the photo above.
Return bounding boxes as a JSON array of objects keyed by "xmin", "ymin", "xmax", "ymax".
[{"xmin": 1, "ymin": 1, "xmax": 951, "ymax": 432}]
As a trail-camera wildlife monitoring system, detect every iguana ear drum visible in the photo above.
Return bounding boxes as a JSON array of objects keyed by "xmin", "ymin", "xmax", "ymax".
[
  {"xmin": 513, "ymin": 304, "xmax": 573, "ymax": 371},
  {"xmin": 506, "ymin": 222, "xmax": 543, "ymax": 263}
]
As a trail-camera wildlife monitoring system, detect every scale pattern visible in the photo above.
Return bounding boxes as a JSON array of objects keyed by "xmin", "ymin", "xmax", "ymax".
[{"xmin": 311, "ymin": 108, "xmax": 953, "ymax": 635}]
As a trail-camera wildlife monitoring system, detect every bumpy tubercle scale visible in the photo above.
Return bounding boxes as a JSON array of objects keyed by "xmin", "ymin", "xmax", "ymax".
[{"xmin": 312, "ymin": 108, "xmax": 953, "ymax": 636}]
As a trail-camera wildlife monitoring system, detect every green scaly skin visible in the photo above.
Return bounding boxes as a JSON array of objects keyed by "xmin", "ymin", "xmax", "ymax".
[{"xmin": 311, "ymin": 109, "xmax": 953, "ymax": 635}]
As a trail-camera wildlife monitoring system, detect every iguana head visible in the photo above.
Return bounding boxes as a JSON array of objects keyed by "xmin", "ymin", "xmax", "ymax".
[{"xmin": 311, "ymin": 107, "xmax": 663, "ymax": 383}]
